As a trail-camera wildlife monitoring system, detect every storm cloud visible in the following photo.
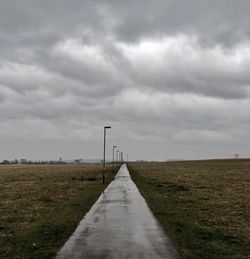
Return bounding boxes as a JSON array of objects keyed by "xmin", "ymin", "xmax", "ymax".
[{"xmin": 0, "ymin": 0, "xmax": 250, "ymax": 160}]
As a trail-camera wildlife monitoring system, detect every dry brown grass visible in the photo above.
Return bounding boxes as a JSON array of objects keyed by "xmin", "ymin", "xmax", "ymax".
[
  {"xmin": 0, "ymin": 163, "xmax": 115, "ymax": 258},
  {"xmin": 129, "ymin": 159, "xmax": 250, "ymax": 259}
]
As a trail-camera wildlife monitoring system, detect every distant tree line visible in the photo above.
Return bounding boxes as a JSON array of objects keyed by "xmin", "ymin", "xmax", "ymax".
[{"xmin": 0, "ymin": 159, "xmax": 68, "ymax": 165}]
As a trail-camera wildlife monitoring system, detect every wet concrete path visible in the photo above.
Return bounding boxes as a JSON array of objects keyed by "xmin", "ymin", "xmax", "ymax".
[{"xmin": 56, "ymin": 164, "xmax": 181, "ymax": 259}]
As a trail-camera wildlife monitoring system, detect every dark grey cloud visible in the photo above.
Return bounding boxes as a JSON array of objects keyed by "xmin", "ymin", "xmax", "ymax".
[
  {"xmin": 0, "ymin": 0, "xmax": 250, "ymax": 160},
  {"xmin": 103, "ymin": 0, "xmax": 250, "ymax": 46}
]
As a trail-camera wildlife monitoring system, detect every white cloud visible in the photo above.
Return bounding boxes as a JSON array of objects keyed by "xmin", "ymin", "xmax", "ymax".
[
  {"xmin": 53, "ymin": 39, "xmax": 106, "ymax": 65},
  {"xmin": 118, "ymin": 36, "xmax": 250, "ymax": 98}
]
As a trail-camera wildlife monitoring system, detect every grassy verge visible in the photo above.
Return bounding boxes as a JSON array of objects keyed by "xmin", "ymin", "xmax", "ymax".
[
  {"xmin": 0, "ymin": 164, "xmax": 117, "ymax": 258},
  {"xmin": 129, "ymin": 160, "xmax": 250, "ymax": 259}
]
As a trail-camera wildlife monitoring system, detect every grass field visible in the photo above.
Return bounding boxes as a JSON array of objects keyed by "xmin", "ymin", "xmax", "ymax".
[
  {"xmin": 129, "ymin": 159, "xmax": 250, "ymax": 259},
  {"xmin": 0, "ymin": 164, "xmax": 116, "ymax": 258}
]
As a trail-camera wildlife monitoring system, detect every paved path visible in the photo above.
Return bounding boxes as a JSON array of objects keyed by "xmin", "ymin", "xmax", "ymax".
[{"xmin": 56, "ymin": 164, "xmax": 181, "ymax": 259}]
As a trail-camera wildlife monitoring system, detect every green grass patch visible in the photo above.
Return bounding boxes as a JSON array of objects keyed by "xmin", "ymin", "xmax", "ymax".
[
  {"xmin": 129, "ymin": 159, "xmax": 250, "ymax": 259},
  {"xmin": 0, "ymin": 164, "xmax": 117, "ymax": 258}
]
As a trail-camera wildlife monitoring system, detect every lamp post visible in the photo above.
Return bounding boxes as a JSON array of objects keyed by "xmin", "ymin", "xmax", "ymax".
[
  {"xmin": 103, "ymin": 126, "xmax": 111, "ymax": 184},
  {"xmin": 112, "ymin": 145, "xmax": 117, "ymax": 173},
  {"xmin": 116, "ymin": 150, "xmax": 119, "ymax": 168}
]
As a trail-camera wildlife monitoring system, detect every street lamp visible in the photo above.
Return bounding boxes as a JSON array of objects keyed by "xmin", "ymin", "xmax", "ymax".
[
  {"xmin": 103, "ymin": 126, "xmax": 111, "ymax": 184},
  {"xmin": 116, "ymin": 150, "xmax": 119, "ymax": 168},
  {"xmin": 119, "ymin": 152, "xmax": 121, "ymax": 165},
  {"xmin": 112, "ymin": 145, "xmax": 117, "ymax": 173}
]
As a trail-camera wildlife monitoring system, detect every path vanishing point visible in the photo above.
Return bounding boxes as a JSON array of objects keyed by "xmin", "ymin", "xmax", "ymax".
[{"xmin": 56, "ymin": 164, "xmax": 181, "ymax": 259}]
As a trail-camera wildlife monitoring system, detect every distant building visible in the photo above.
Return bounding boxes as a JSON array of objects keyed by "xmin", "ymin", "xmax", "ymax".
[
  {"xmin": 74, "ymin": 159, "xmax": 81, "ymax": 164},
  {"xmin": 234, "ymin": 154, "xmax": 239, "ymax": 159},
  {"xmin": 74, "ymin": 159, "xmax": 85, "ymax": 164}
]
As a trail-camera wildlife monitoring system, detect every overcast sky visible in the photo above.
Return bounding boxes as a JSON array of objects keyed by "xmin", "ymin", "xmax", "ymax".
[{"xmin": 1, "ymin": 0, "xmax": 250, "ymax": 161}]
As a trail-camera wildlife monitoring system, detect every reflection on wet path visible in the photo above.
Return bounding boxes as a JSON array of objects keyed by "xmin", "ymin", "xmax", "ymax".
[{"xmin": 56, "ymin": 164, "xmax": 181, "ymax": 259}]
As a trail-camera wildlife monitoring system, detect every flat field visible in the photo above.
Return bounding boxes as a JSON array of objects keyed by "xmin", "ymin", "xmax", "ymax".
[
  {"xmin": 129, "ymin": 159, "xmax": 250, "ymax": 259},
  {"xmin": 0, "ymin": 164, "xmax": 115, "ymax": 258}
]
